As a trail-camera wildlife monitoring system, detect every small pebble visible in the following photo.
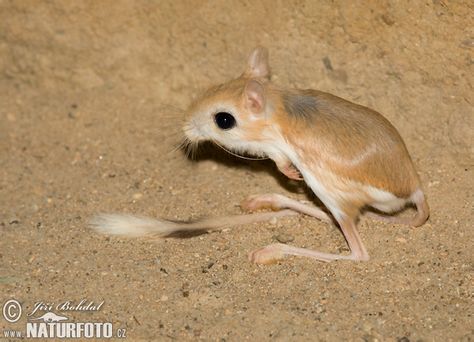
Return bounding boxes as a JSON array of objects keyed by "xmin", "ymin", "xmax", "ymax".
[
  {"xmin": 397, "ymin": 337, "xmax": 410, "ymax": 342},
  {"xmin": 274, "ymin": 233, "xmax": 295, "ymax": 243},
  {"xmin": 132, "ymin": 193, "xmax": 143, "ymax": 200},
  {"xmin": 322, "ymin": 57, "xmax": 333, "ymax": 71}
]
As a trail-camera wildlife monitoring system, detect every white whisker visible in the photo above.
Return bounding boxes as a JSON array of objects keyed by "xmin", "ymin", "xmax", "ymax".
[{"xmin": 212, "ymin": 141, "xmax": 269, "ymax": 161}]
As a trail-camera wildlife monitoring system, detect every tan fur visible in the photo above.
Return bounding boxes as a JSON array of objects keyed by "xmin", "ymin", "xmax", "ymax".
[
  {"xmin": 185, "ymin": 78, "xmax": 421, "ymax": 200},
  {"xmin": 180, "ymin": 47, "xmax": 429, "ymax": 263},
  {"xmin": 271, "ymin": 88, "xmax": 420, "ymax": 199},
  {"xmin": 94, "ymin": 48, "xmax": 429, "ymax": 264}
]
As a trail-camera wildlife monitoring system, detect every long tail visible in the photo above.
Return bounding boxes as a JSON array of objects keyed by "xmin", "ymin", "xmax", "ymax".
[{"xmin": 90, "ymin": 210, "xmax": 297, "ymax": 238}]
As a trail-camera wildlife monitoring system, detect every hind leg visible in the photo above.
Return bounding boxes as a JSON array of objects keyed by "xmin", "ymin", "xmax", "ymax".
[
  {"xmin": 249, "ymin": 216, "xmax": 369, "ymax": 264},
  {"xmin": 366, "ymin": 189, "xmax": 430, "ymax": 228},
  {"xmin": 241, "ymin": 193, "xmax": 331, "ymax": 222}
]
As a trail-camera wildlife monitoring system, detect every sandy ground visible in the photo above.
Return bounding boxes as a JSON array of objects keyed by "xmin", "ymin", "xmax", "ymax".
[{"xmin": 1, "ymin": 1, "xmax": 473, "ymax": 341}]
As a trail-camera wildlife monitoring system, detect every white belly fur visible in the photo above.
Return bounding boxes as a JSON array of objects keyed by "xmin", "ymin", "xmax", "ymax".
[{"xmin": 364, "ymin": 186, "xmax": 409, "ymax": 213}]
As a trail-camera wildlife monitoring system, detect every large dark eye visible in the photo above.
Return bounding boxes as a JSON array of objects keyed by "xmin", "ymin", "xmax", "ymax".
[{"xmin": 214, "ymin": 112, "xmax": 236, "ymax": 130}]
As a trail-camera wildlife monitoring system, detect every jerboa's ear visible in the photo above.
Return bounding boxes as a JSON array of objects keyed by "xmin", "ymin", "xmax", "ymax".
[
  {"xmin": 244, "ymin": 47, "xmax": 270, "ymax": 79},
  {"xmin": 244, "ymin": 79, "xmax": 265, "ymax": 114}
]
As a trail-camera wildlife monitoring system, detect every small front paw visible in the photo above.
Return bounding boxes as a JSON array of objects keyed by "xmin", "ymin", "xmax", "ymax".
[{"xmin": 277, "ymin": 163, "xmax": 303, "ymax": 181}]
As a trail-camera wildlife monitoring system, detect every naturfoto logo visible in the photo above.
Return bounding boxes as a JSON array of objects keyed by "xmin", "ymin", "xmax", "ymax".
[{"xmin": 2, "ymin": 298, "xmax": 126, "ymax": 339}]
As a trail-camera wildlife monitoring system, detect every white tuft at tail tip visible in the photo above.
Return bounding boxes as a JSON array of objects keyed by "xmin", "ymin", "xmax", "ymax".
[{"xmin": 89, "ymin": 213, "xmax": 179, "ymax": 237}]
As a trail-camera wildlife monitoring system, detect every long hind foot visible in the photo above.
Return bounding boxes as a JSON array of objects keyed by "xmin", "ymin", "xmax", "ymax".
[
  {"xmin": 248, "ymin": 243, "xmax": 368, "ymax": 264},
  {"xmin": 249, "ymin": 216, "xmax": 369, "ymax": 264},
  {"xmin": 240, "ymin": 193, "xmax": 331, "ymax": 222}
]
